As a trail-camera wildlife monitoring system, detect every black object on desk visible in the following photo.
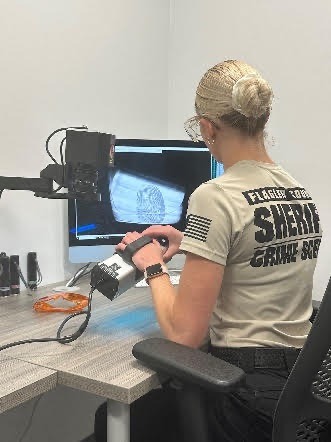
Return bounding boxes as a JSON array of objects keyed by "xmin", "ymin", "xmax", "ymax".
[
  {"xmin": 27, "ymin": 252, "xmax": 37, "ymax": 290},
  {"xmin": 9, "ymin": 255, "xmax": 20, "ymax": 294},
  {"xmin": 0, "ymin": 253, "xmax": 10, "ymax": 297}
]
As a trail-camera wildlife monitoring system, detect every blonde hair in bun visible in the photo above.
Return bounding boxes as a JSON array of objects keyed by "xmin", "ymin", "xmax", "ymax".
[
  {"xmin": 231, "ymin": 72, "xmax": 273, "ymax": 118},
  {"xmin": 195, "ymin": 60, "xmax": 273, "ymax": 136}
]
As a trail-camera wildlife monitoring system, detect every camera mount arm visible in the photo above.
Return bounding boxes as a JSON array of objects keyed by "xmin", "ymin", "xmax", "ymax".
[
  {"xmin": 0, "ymin": 128, "xmax": 115, "ymax": 201},
  {"xmin": 0, "ymin": 175, "xmax": 54, "ymax": 194}
]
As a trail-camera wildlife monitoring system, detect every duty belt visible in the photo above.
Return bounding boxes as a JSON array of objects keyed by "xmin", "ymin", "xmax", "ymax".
[{"xmin": 210, "ymin": 346, "xmax": 301, "ymax": 373}]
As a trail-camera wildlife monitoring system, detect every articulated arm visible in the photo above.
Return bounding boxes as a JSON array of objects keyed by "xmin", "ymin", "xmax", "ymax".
[{"xmin": 0, "ymin": 128, "xmax": 115, "ymax": 201}]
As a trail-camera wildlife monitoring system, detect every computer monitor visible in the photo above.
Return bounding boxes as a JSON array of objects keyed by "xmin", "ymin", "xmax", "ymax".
[{"xmin": 68, "ymin": 139, "xmax": 224, "ymax": 268}]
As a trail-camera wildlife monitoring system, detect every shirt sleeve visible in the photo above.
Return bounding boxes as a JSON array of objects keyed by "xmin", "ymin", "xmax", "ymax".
[{"xmin": 179, "ymin": 183, "xmax": 233, "ymax": 265}]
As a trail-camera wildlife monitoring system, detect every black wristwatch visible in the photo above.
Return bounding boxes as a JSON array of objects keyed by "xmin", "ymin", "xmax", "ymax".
[{"xmin": 144, "ymin": 263, "xmax": 169, "ymax": 283}]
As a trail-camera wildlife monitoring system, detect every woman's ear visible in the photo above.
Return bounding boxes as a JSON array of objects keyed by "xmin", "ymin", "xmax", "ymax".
[{"xmin": 199, "ymin": 118, "xmax": 217, "ymax": 144}]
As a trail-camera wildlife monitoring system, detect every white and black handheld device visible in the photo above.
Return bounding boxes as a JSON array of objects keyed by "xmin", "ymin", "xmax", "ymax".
[{"xmin": 90, "ymin": 236, "xmax": 168, "ymax": 300}]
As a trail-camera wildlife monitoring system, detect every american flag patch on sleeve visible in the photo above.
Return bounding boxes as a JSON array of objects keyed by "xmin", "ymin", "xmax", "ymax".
[{"xmin": 184, "ymin": 214, "xmax": 212, "ymax": 243}]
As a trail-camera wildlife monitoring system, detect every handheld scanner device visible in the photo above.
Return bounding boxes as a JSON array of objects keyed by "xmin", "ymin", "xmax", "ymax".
[{"xmin": 90, "ymin": 236, "xmax": 168, "ymax": 300}]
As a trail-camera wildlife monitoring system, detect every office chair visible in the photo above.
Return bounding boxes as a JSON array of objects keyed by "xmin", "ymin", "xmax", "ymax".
[{"xmin": 133, "ymin": 278, "xmax": 331, "ymax": 442}]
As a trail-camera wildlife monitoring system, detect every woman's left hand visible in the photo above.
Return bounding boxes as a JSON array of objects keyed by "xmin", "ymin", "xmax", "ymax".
[{"xmin": 116, "ymin": 231, "xmax": 165, "ymax": 271}]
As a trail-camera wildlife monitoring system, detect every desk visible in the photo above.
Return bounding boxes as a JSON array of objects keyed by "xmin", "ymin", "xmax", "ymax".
[
  {"xmin": 0, "ymin": 281, "xmax": 162, "ymax": 442},
  {"xmin": 1, "ymin": 282, "xmax": 321, "ymax": 441},
  {"xmin": 0, "ymin": 356, "xmax": 56, "ymax": 413}
]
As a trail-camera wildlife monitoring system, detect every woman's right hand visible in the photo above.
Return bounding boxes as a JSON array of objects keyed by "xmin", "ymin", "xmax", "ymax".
[{"xmin": 141, "ymin": 225, "xmax": 184, "ymax": 262}]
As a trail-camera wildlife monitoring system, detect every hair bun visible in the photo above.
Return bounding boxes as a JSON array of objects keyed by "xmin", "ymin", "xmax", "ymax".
[{"xmin": 232, "ymin": 73, "xmax": 273, "ymax": 118}]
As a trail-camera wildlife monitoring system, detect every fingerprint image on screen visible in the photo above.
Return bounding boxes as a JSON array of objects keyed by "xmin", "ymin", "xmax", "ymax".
[{"xmin": 109, "ymin": 169, "xmax": 185, "ymax": 224}]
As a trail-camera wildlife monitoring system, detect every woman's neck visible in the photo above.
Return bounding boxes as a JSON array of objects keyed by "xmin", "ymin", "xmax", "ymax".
[{"xmin": 217, "ymin": 133, "xmax": 274, "ymax": 170}]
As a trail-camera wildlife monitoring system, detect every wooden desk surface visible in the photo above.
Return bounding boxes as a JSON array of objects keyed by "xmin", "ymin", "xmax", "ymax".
[
  {"xmin": 0, "ymin": 280, "xmax": 162, "ymax": 404},
  {"xmin": 2, "ymin": 279, "xmax": 317, "ymax": 407}
]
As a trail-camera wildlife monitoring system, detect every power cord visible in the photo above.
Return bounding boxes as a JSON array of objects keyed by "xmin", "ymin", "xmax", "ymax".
[
  {"xmin": 45, "ymin": 125, "xmax": 87, "ymax": 165},
  {"xmin": 66, "ymin": 262, "xmax": 92, "ymax": 287},
  {"xmin": 17, "ymin": 395, "xmax": 44, "ymax": 442},
  {"xmin": 0, "ymin": 285, "xmax": 96, "ymax": 352},
  {"xmin": 36, "ymin": 258, "xmax": 42, "ymax": 287},
  {"xmin": 0, "ymin": 266, "xmax": 110, "ymax": 352},
  {"xmin": 48, "ymin": 127, "xmax": 86, "ymax": 195},
  {"xmin": 0, "ymin": 125, "xmax": 87, "ymax": 198},
  {"xmin": 58, "ymin": 136, "xmax": 66, "ymax": 193},
  {"xmin": 14, "ymin": 262, "xmax": 30, "ymax": 292},
  {"xmin": 59, "ymin": 136, "xmax": 66, "ymax": 167},
  {"xmin": 52, "ymin": 136, "xmax": 67, "ymax": 194}
]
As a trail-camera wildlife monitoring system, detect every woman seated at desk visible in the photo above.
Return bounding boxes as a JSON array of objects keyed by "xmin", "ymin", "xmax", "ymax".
[{"xmin": 95, "ymin": 59, "xmax": 322, "ymax": 442}]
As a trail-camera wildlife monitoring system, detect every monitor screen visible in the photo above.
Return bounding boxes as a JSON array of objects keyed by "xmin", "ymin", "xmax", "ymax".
[{"xmin": 68, "ymin": 139, "xmax": 224, "ymax": 264}]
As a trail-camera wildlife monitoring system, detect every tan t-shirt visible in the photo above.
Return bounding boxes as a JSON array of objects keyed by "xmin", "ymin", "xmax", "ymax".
[{"xmin": 179, "ymin": 160, "xmax": 322, "ymax": 348}]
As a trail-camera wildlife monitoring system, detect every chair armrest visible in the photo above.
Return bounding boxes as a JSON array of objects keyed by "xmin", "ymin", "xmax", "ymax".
[
  {"xmin": 132, "ymin": 338, "xmax": 245, "ymax": 394},
  {"xmin": 311, "ymin": 300, "xmax": 321, "ymax": 323}
]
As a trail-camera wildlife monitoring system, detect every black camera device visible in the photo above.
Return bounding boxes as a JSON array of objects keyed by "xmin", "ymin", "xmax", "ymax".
[{"xmin": 0, "ymin": 128, "xmax": 115, "ymax": 201}]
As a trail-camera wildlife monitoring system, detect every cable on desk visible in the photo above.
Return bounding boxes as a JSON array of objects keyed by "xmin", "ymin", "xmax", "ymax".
[
  {"xmin": 0, "ymin": 285, "xmax": 96, "ymax": 352},
  {"xmin": 13, "ymin": 261, "xmax": 30, "ymax": 292},
  {"xmin": 66, "ymin": 262, "xmax": 92, "ymax": 287},
  {"xmin": 17, "ymin": 394, "xmax": 44, "ymax": 442},
  {"xmin": 36, "ymin": 258, "xmax": 42, "ymax": 287}
]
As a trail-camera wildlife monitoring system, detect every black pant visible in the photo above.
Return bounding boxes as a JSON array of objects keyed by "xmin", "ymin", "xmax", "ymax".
[
  {"xmin": 95, "ymin": 365, "xmax": 292, "ymax": 442},
  {"xmin": 95, "ymin": 341, "xmax": 331, "ymax": 442},
  {"xmin": 206, "ymin": 366, "xmax": 290, "ymax": 441}
]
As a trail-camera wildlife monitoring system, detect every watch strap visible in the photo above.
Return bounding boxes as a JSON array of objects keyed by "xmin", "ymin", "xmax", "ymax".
[{"xmin": 120, "ymin": 236, "xmax": 153, "ymax": 263}]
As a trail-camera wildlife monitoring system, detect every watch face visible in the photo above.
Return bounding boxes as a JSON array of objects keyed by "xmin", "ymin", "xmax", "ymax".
[{"xmin": 146, "ymin": 264, "xmax": 163, "ymax": 277}]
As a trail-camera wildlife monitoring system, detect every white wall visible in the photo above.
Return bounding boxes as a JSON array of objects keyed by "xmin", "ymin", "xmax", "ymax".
[
  {"xmin": 0, "ymin": 0, "xmax": 169, "ymax": 286},
  {"xmin": 1, "ymin": 1, "xmax": 331, "ymax": 439},
  {"xmin": 167, "ymin": 0, "xmax": 331, "ymax": 300},
  {"xmin": 1, "ymin": 1, "xmax": 329, "ymax": 294},
  {"xmin": 0, "ymin": 2, "xmax": 169, "ymax": 440}
]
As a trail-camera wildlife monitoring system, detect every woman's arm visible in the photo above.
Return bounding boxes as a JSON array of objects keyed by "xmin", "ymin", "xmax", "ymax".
[
  {"xmin": 117, "ymin": 229, "xmax": 224, "ymax": 348},
  {"xmin": 141, "ymin": 225, "xmax": 184, "ymax": 262},
  {"xmin": 148, "ymin": 252, "xmax": 224, "ymax": 348}
]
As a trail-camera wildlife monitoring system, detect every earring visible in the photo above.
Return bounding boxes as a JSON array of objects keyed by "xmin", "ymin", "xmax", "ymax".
[{"xmin": 208, "ymin": 139, "xmax": 215, "ymax": 145}]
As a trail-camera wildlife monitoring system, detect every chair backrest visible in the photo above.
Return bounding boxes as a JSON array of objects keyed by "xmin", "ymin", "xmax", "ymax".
[{"xmin": 273, "ymin": 278, "xmax": 331, "ymax": 442}]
